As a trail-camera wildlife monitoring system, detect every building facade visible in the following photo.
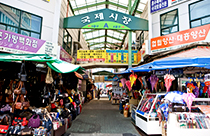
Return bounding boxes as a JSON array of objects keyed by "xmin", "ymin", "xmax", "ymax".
[{"xmin": 0, "ymin": 0, "xmax": 88, "ymax": 60}]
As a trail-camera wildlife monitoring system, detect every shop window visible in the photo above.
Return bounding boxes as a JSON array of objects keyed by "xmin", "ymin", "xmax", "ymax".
[
  {"xmin": 0, "ymin": 3, "xmax": 42, "ymax": 39},
  {"xmin": 189, "ymin": 0, "xmax": 210, "ymax": 28},
  {"xmin": 160, "ymin": 9, "xmax": 179, "ymax": 36},
  {"xmin": 63, "ymin": 29, "xmax": 72, "ymax": 55}
]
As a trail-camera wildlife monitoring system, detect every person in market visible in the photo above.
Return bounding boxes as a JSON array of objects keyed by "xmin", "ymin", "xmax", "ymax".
[{"xmin": 98, "ymin": 89, "xmax": 101, "ymax": 100}]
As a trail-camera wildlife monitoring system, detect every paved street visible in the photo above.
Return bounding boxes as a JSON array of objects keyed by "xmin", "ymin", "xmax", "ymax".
[{"xmin": 66, "ymin": 98, "xmax": 140, "ymax": 136}]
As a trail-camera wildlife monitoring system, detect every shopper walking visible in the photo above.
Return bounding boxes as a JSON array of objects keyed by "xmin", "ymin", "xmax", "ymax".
[{"xmin": 97, "ymin": 90, "xmax": 101, "ymax": 100}]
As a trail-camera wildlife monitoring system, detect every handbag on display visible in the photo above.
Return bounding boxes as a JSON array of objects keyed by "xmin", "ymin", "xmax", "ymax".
[
  {"xmin": 0, "ymin": 114, "xmax": 11, "ymax": 125},
  {"xmin": 21, "ymin": 127, "xmax": 33, "ymax": 135},
  {"xmin": 18, "ymin": 61, "xmax": 27, "ymax": 82},
  {"xmin": 0, "ymin": 104, "xmax": 11, "ymax": 112},
  {"xmin": 61, "ymin": 109, "xmax": 70, "ymax": 119},
  {"xmin": 5, "ymin": 95, "xmax": 13, "ymax": 103},
  {"xmin": 0, "ymin": 125, "xmax": 9, "ymax": 134},
  {"xmin": 41, "ymin": 118, "xmax": 52, "ymax": 132},
  {"xmin": 28, "ymin": 114, "xmax": 41, "ymax": 128},
  {"xmin": 33, "ymin": 126, "xmax": 47, "ymax": 136},
  {"xmin": 21, "ymin": 82, "xmax": 27, "ymax": 95},
  {"xmin": 19, "ymin": 111, "xmax": 33, "ymax": 120},
  {"xmin": 22, "ymin": 100, "xmax": 30, "ymax": 110},
  {"xmin": 14, "ymin": 95, "xmax": 23, "ymax": 110},
  {"xmin": 45, "ymin": 67, "xmax": 54, "ymax": 84},
  {"xmin": 14, "ymin": 82, "xmax": 22, "ymax": 95},
  {"xmin": 59, "ymin": 99, "xmax": 63, "ymax": 106}
]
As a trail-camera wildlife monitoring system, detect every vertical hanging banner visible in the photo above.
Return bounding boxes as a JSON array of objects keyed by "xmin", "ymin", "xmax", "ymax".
[
  {"xmin": 60, "ymin": 47, "xmax": 73, "ymax": 63},
  {"xmin": 105, "ymin": 50, "xmax": 138, "ymax": 64},
  {"xmin": 0, "ymin": 29, "xmax": 58, "ymax": 58},
  {"xmin": 151, "ymin": 0, "xmax": 168, "ymax": 13}
]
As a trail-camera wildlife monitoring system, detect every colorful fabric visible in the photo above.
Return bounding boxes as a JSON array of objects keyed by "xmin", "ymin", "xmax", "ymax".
[
  {"xmin": 164, "ymin": 74, "xmax": 175, "ymax": 92},
  {"xmin": 182, "ymin": 93, "xmax": 195, "ymax": 112},
  {"xmin": 129, "ymin": 73, "xmax": 137, "ymax": 87}
]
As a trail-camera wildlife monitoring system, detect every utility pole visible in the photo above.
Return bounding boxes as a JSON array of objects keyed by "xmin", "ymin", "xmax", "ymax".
[{"xmin": 128, "ymin": 0, "xmax": 132, "ymax": 68}]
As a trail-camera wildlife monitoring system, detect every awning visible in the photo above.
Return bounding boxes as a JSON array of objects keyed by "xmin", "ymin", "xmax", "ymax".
[
  {"xmin": 0, "ymin": 53, "xmax": 85, "ymax": 74},
  {"xmin": 130, "ymin": 57, "xmax": 210, "ymax": 72},
  {"xmin": 46, "ymin": 60, "xmax": 85, "ymax": 74},
  {"xmin": 0, "ymin": 53, "xmax": 56, "ymax": 62}
]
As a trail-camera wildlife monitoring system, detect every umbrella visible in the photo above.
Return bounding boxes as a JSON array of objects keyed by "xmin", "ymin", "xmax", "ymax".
[
  {"xmin": 193, "ymin": 87, "xmax": 199, "ymax": 98},
  {"xmin": 126, "ymin": 80, "xmax": 132, "ymax": 91},
  {"xmin": 164, "ymin": 74, "xmax": 175, "ymax": 92},
  {"xmin": 182, "ymin": 93, "xmax": 195, "ymax": 112},
  {"xmin": 129, "ymin": 73, "xmax": 137, "ymax": 87},
  {"xmin": 138, "ymin": 76, "xmax": 143, "ymax": 86},
  {"xmin": 106, "ymin": 84, "xmax": 112, "ymax": 88},
  {"xmin": 164, "ymin": 91, "xmax": 185, "ymax": 104},
  {"xmin": 120, "ymin": 78, "xmax": 126, "ymax": 88},
  {"xmin": 150, "ymin": 75, "xmax": 159, "ymax": 92},
  {"xmin": 159, "ymin": 103, "xmax": 169, "ymax": 121}
]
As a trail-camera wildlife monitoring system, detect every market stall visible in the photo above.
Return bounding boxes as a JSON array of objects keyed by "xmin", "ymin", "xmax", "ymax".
[{"xmin": 0, "ymin": 53, "xmax": 85, "ymax": 136}]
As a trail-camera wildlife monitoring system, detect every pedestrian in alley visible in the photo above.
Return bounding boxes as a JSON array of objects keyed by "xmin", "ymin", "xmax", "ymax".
[{"xmin": 98, "ymin": 89, "xmax": 101, "ymax": 100}]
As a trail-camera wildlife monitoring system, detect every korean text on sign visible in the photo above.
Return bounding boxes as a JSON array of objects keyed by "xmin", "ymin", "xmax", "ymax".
[
  {"xmin": 151, "ymin": 0, "xmax": 168, "ymax": 13},
  {"xmin": 0, "ymin": 30, "xmax": 40, "ymax": 52},
  {"xmin": 151, "ymin": 24, "xmax": 210, "ymax": 51}
]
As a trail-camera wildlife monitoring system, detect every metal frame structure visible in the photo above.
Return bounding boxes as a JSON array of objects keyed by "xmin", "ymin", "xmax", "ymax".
[{"xmin": 68, "ymin": 0, "xmax": 148, "ymax": 50}]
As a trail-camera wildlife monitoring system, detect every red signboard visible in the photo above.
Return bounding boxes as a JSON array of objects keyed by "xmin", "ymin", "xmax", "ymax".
[{"xmin": 151, "ymin": 24, "xmax": 210, "ymax": 53}]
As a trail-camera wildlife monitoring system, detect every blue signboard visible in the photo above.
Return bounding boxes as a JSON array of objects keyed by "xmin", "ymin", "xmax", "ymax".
[{"xmin": 151, "ymin": 0, "xmax": 168, "ymax": 13}]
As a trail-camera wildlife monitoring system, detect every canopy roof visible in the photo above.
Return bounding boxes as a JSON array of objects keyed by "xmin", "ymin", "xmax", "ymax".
[
  {"xmin": 0, "ymin": 53, "xmax": 85, "ymax": 74},
  {"xmin": 68, "ymin": 0, "xmax": 148, "ymax": 50},
  {"xmin": 92, "ymin": 70, "xmax": 114, "ymax": 75}
]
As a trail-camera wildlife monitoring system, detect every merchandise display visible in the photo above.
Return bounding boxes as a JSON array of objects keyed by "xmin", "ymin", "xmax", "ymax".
[{"xmin": 0, "ymin": 61, "xmax": 84, "ymax": 136}]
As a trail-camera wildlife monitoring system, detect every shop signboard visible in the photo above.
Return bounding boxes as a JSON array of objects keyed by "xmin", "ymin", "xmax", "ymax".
[
  {"xmin": 0, "ymin": 29, "xmax": 58, "ymax": 58},
  {"xmin": 105, "ymin": 50, "xmax": 138, "ymax": 64},
  {"xmin": 64, "ymin": 8, "xmax": 148, "ymax": 31},
  {"xmin": 104, "ymin": 76, "xmax": 113, "ymax": 81},
  {"xmin": 151, "ymin": 24, "xmax": 210, "ymax": 53},
  {"xmin": 60, "ymin": 46, "xmax": 73, "ymax": 63},
  {"xmin": 151, "ymin": 0, "xmax": 168, "ymax": 13},
  {"xmin": 77, "ymin": 50, "xmax": 106, "ymax": 61}
]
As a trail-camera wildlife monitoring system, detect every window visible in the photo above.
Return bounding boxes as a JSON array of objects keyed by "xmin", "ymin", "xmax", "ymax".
[
  {"xmin": 0, "ymin": 3, "xmax": 42, "ymax": 39},
  {"xmin": 140, "ymin": 31, "xmax": 144, "ymax": 48},
  {"xmin": 189, "ymin": 0, "xmax": 210, "ymax": 28},
  {"xmin": 63, "ymin": 29, "xmax": 72, "ymax": 55},
  {"xmin": 160, "ymin": 9, "xmax": 179, "ymax": 36}
]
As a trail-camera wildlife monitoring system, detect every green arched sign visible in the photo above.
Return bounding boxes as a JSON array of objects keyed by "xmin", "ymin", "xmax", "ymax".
[{"xmin": 63, "ymin": 8, "xmax": 148, "ymax": 31}]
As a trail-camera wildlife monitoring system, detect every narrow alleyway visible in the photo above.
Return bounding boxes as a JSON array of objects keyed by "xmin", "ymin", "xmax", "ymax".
[{"xmin": 66, "ymin": 98, "xmax": 140, "ymax": 136}]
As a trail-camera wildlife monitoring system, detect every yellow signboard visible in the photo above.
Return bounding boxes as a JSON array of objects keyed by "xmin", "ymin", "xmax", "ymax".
[{"xmin": 77, "ymin": 50, "xmax": 106, "ymax": 61}]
